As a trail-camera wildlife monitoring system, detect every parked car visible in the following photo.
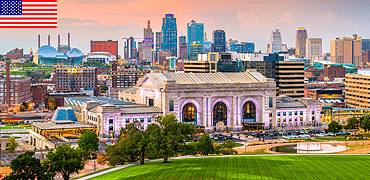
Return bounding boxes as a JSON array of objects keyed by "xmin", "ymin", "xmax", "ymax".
[
  {"xmin": 283, "ymin": 132, "xmax": 288, "ymax": 136},
  {"xmin": 328, "ymin": 132, "xmax": 335, "ymax": 136},
  {"xmin": 273, "ymin": 131, "xmax": 278, "ymax": 136},
  {"xmin": 213, "ymin": 135, "xmax": 219, "ymax": 141},
  {"xmin": 288, "ymin": 132, "xmax": 292, "ymax": 135},
  {"xmin": 252, "ymin": 132, "xmax": 256, "ymax": 137},
  {"xmin": 210, "ymin": 134, "xmax": 214, "ymax": 139}
]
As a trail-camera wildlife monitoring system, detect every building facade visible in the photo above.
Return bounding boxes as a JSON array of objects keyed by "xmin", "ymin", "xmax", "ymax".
[
  {"xmin": 275, "ymin": 97, "xmax": 321, "ymax": 128},
  {"xmin": 230, "ymin": 43, "xmax": 255, "ymax": 53},
  {"xmin": 275, "ymin": 61, "xmax": 305, "ymax": 99},
  {"xmin": 31, "ymin": 84, "xmax": 47, "ymax": 105},
  {"xmin": 119, "ymin": 71, "xmax": 277, "ymax": 131},
  {"xmin": 305, "ymin": 38, "xmax": 322, "ymax": 60},
  {"xmin": 90, "ymin": 40, "xmax": 119, "ymax": 58},
  {"xmin": 33, "ymin": 45, "xmax": 83, "ymax": 66},
  {"xmin": 6, "ymin": 48, "xmax": 23, "ymax": 60},
  {"xmin": 267, "ymin": 29, "xmax": 287, "ymax": 53},
  {"xmin": 295, "ymin": 28, "xmax": 308, "ymax": 58},
  {"xmin": 85, "ymin": 52, "xmax": 113, "ymax": 64},
  {"xmin": 187, "ymin": 20, "xmax": 204, "ymax": 58},
  {"xmin": 143, "ymin": 21, "xmax": 154, "ymax": 63},
  {"xmin": 345, "ymin": 70, "xmax": 370, "ymax": 108},
  {"xmin": 161, "ymin": 14, "xmax": 177, "ymax": 56},
  {"xmin": 179, "ymin": 44, "xmax": 188, "ymax": 60},
  {"xmin": 212, "ymin": 30, "xmax": 226, "ymax": 52},
  {"xmin": 54, "ymin": 67, "xmax": 98, "ymax": 96},
  {"xmin": 330, "ymin": 34, "xmax": 362, "ymax": 67}
]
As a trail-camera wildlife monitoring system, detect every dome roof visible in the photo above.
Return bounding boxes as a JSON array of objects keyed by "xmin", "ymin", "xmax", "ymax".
[
  {"xmin": 37, "ymin": 45, "xmax": 83, "ymax": 58},
  {"xmin": 37, "ymin": 45, "xmax": 59, "ymax": 57}
]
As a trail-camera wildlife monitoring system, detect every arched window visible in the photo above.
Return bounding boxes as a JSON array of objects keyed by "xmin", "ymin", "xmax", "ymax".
[
  {"xmin": 182, "ymin": 103, "xmax": 197, "ymax": 124},
  {"xmin": 242, "ymin": 101, "xmax": 256, "ymax": 123},
  {"xmin": 213, "ymin": 102, "xmax": 227, "ymax": 126}
]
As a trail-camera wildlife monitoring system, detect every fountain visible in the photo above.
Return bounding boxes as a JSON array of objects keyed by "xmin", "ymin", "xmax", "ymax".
[{"xmin": 270, "ymin": 142, "xmax": 348, "ymax": 154}]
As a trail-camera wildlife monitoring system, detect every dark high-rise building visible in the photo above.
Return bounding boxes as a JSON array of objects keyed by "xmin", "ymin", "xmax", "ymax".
[
  {"xmin": 179, "ymin": 35, "xmax": 186, "ymax": 45},
  {"xmin": 230, "ymin": 42, "xmax": 255, "ymax": 53},
  {"xmin": 179, "ymin": 44, "xmax": 187, "ymax": 60},
  {"xmin": 125, "ymin": 37, "xmax": 134, "ymax": 59},
  {"xmin": 212, "ymin": 30, "xmax": 226, "ymax": 52},
  {"xmin": 156, "ymin": 32, "xmax": 162, "ymax": 51},
  {"xmin": 161, "ymin": 14, "xmax": 177, "ymax": 56},
  {"xmin": 363, "ymin": 39, "xmax": 370, "ymax": 51},
  {"xmin": 187, "ymin": 20, "xmax": 204, "ymax": 54}
]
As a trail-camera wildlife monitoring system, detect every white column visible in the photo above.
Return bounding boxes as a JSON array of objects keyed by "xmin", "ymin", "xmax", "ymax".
[
  {"xmin": 203, "ymin": 97, "xmax": 207, "ymax": 127},
  {"xmin": 232, "ymin": 96, "xmax": 236, "ymax": 127}
]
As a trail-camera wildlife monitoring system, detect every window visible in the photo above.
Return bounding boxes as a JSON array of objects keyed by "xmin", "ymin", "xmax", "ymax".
[
  {"xmin": 300, "ymin": 117, "xmax": 303, "ymax": 121},
  {"xmin": 269, "ymin": 97, "xmax": 273, "ymax": 108},
  {"xmin": 312, "ymin": 117, "xmax": 315, "ymax": 120},
  {"xmin": 148, "ymin": 118, "xmax": 151, "ymax": 122},
  {"xmin": 300, "ymin": 111, "xmax": 303, "ymax": 115},
  {"xmin": 283, "ymin": 112, "xmax": 286, "ymax": 116},
  {"xmin": 289, "ymin": 111, "xmax": 292, "ymax": 116},
  {"xmin": 278, "ymin": 118, "xmax": 281, "ymax": 122},
  {"xmin": 269, "ymin": 113, "xmax": 272, "ymax": 117},
  {"xmin": 109, "ymin": 119, "xmax": 114, "ymax": 124},
  {"xmin": 312, "ymin": 110, "xmax": 315, "ymax": 115},
  {"xmin": 133, "ymin": 118, "xmax": 137, "ymax": 122},
  {"xmin": 140, "ymin": 118, "xmax": 144, "ymax": 122},
  {"xmin": 109, "ymin": 126, "xmax": 113, "ymax": 132},
  {"xmin": 277, "ymin": 112, "xmax": 280, "ymax": 116},
  {"xmin": 126, "ymin": 119, "xmax": 129, "ymax": 123},
  {"xmin": 294, "ymin": 111, "xmax": 297, "ymax": 115},
  {"xmin": 148, "ymin": 99, "xmax": 154, "ymax": 106},
  {"xmin": 169, "ymin": 100, "xmax": 174, "ymax": 111}
]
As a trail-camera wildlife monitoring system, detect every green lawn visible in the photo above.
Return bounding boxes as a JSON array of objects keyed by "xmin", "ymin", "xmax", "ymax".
[
  {"xmin": 0, "ymin": 125, "xmax": 32, "ymax": 129},
  {"xmin": 315, "ymin": 136, "xmax": 366, "ymax": 141},
  {"xmin": 91, "ymin": 155, "xmax": 370, "ymax": 180}
]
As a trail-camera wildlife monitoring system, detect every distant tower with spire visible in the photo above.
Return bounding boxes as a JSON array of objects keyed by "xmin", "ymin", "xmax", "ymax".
[{"xmin": 143, "ymin": 20, "xmax": 154, "ymax": 64}]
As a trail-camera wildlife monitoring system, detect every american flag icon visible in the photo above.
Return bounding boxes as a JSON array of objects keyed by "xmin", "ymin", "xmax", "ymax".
[{"xmin": 0, "ymin": 0, "xmax": 57, "ymax": 28}]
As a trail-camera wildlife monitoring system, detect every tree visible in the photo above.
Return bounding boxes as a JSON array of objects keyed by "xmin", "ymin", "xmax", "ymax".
[
  {"xmin": 22, "ymin": 101, "xmax": 29, "ymax": 110},
  {"xmin": 78, "ymin": 130, "xmax": 99, "ymax": 155},
  {"xmin": 220, "ymin": 140, "xmax": 238, "ymax": 155},
  {"xmin": 328, "ymin": 121, "xmax": 342, "ymax": 133},
  {"xmin": 347, "ymin": 117, "xmax": 360, "ymax": 129},
  {"xmin": 96, "ymin": 153, "xmax": 108, "ymax": 165},
  {"xmin": 361, "ymin": 116, "xmax": 370, "ymax": 133},
  {"xmin": 44, "ymin": 144, "xmax": 88, "ymax": 180},
  {"xmin": 7, "ymin": 136, "xmax": 19, "ymax": 154},
  {"xmin": 105, "ymin": 123, "xmax": 149, "ymax": 165},
  {"xmin": 20, "ymin": 105, "xmax": 26, "ymax": 112},
  {"xmin": 3, "ymin": 151, "xmax": 54, "ymax": 180},
  {"xmin": 47, "ymin": 97, "xmax": 57, "ymax": 110},
  {"xmin": 148, "ymin": 114, "xmax": 195, "ymax": 163},
  {"xmin": 198, "ymin": 133, "xmax": 214, "ymax": 155}
]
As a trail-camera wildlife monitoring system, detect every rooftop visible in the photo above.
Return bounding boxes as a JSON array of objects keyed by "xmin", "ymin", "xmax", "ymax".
[
  {"xmin": 65, "ymin": 96, "xmax": 136, "ymax": 106},
  {"xmin": 50, "ymin": 107, "xmax": 78, "ymax": 122}
]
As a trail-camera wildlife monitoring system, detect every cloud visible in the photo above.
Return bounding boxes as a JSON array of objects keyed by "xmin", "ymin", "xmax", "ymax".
[
  {"xmin": 58, "ymin": 18, "xmax": 100, "ymax": 27},
  {"xmin": 276, "ymin": 12, "xmax": 293, "ymax": 24}
]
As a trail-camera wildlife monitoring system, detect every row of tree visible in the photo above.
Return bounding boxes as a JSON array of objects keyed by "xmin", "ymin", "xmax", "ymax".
[
  {"xmin": 345, "ymin": 115, "xmax": 370, "ymax": 132},
  {"xmin": 328, "ymin": 115, "xmax": 370, "ymax": 133},
  {"xmin": 4, "ymin": 131, "xmax": 99, "ymax": 180},
  {"xmin": 102, "ymin": 114, "xmax": 238, "ymax": 166}
]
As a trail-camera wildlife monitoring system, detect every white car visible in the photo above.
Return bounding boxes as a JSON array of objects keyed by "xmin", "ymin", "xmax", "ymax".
[{"xmin": 210, "ymin": 134, "xmax": 214, "ymax": 139}]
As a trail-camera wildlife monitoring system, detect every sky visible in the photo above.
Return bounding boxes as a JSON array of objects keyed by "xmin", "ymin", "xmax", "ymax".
[{"xmin": 1, "ymin": 0, "xmax": 370, "ymax": 55}]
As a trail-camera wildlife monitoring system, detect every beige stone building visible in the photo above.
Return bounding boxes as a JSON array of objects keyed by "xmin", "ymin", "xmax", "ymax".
[
  {"xmin": 119, "ymin": 70, "xmax": 277, "ymax": 131},
  {"xmin": 345, "ymin": 69, "xmax": 370, "ymax": 108},
  {"xmin": 330, "ymin": 34, "xmax": 362, "ymax": 67},
  {"xmin": 306, "ymin": 38, "xmax": 322, "ymax": 61}
]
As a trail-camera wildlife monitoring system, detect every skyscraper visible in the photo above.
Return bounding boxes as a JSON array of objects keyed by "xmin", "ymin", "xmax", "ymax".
[
  {"xmin": 330, "ymin": 34, "xmax": 362, "ymax": 67},
  {"xmin": 295, "ymin": 27, "xmax": 308, "ymax": 58},
  {"xmin": 156, "ymin": 32, "xmax": 162, "ymax": 52},
  {"xmin": 161, "ymin": 14, "xmax": 177, "ymax": 56},
  {"xmin": 187, "ymin": 20, "xmax": 204, "ymax": 60},
  {"xmin": 143, "ymin": 20, "xmax": 154, "ymax": 63},
  {"xmin": 179, "ymin": 35, "xmax": 186, "ymax": 45},
  {"xmin": 267, "ymin": 29, "xmax": 285, "ymax": 53},
  {"xmin": 125, "ymin": 37, "xmax": 135, "ymax": 59},
  {"xmin": 305, "ymin": 38, "xmax": 322, "ymax": 60},
  {"xmin": 212, "ymin": 30, "xmax": 226, "ymax": 52}
]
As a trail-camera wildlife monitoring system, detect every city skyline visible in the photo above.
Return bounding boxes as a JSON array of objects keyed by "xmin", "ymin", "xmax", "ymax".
[{"xmin": 1, "ymin": 0, "xmax": 370, "ymax": 54}]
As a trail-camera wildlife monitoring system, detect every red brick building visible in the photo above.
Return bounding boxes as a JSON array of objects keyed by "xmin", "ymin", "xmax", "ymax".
[
  {"xmin": 304, "ymin": 69, "xmax": 324, "ymax": 78},
  {"xmin": 31, "ymin": 84, "xmax": 48, "ymax": 105},
  {"xmin": 90, "ymin": 40, "xmax": 118, "ymax": 57},
  {"xmin": 323, "ymin": 64, "xmax": 346, "ymax": 80},
  {"xmin": 6, "ymin": 48, "xmax": 23, "ymax": 60},
  {"xmin": 45, "ymin": 92, "xmax": 89, "ymax": 108},
  {"xmin": 0, "ymin": 62, "xmax": 32, "ymax": 112}
]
